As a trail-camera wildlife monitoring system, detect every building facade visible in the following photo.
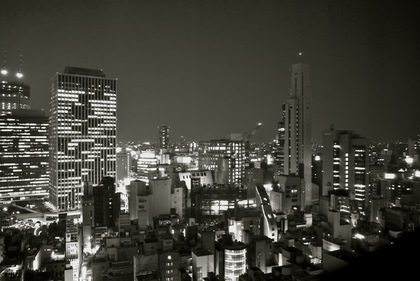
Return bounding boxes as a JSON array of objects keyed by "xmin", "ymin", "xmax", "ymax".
[
  {"xmin": 0, "ymin": 78, "xmax": 30, "ymax": 116},
  {"xmin": 199, "ymin": 139, "xmax": 245, "ymax": 185},
  {"xmin": 0, "ymin": 109, "xmax": 49, "ymax": 202},
  {"xmin": 116, "ymin": 148, "xmax": 131, "ymax": 183},
  {"xmin": 322, "ymin": 129, "xmax": 369, "ymax": 214},
  {"xmin": 49, "ymin": 67, "xmax": 117, "ymax": 211},
  {"xmin": 278, "ymin": 63, "xmax": 312, "ymax": 208},
  {"xmin": 137, "ymin": 149, "xmax": 159, "ymax": 183},
  {"xmin": 158, "ymin": 125, "xmax": 170, "ymax": 151}
]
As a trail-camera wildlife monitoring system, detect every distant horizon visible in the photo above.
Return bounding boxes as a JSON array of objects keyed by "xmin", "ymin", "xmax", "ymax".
[
  {"xmin": 2, "ymin": 0, "xmax": 419, "ymax": 144},
  {"xmin": 4, "ymin": 69, "xmax": 419, "ymax": 145}
]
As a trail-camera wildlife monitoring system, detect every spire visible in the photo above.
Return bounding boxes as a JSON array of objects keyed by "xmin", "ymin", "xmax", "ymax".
[
  {"xmin": 1, "ymin": 51, "xmax": 7, "ymax": 76},
  {"xmin": 16, "ymin": 55, "xmax": 23, "ymax": 79},
  {"xmin": 295, "ymin": 0, "xmax": 305, "ymax": 64}
]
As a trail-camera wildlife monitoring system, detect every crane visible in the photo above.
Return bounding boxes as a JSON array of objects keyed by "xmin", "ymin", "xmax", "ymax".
[
  {"xmin": 229, "ymin": 123, "xmax": 263, "ymax": 169},
  {"xmin": 230, "ymin": 122, "xmax": 263, "ymax": 142}
]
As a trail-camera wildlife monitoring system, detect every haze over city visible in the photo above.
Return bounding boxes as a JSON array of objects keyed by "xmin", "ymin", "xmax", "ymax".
[
  {"xmin": 2, "ymin": 0, "xmax": 419, "ymax": 143},
  {"xmin": 2, "ymin": 1, "xmax": 420, "ymax": 281}
]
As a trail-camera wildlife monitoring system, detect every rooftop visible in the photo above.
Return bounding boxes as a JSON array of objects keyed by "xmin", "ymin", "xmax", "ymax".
[
  {"xmin": 63, "ymin": 66, "xmax": 105, "ymax": 77},
  {"xmin": 193, "ymin": 249, "xmax": 212, "ymax": 257}
]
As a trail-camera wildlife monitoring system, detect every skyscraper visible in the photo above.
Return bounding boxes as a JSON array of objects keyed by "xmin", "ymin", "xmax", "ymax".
[
  {"xmin": 198, "ymin": 138, "xmax": 245, "ymax": 185},
  {"xmin": 278, "ymin": 63, "xmax": 312, "ymax": 208},
  {"xmin": 0, "ymin": 109, "xmax": 49, "ymax": 202},
  {"xmin": 49, "ymin": 67, "xmax": 117, "ymax": 211},
  {"xmin": 322, "ymin": 129, "xmax": 369, "ymax": 214},
  {"xmin": 116, "ymin": 147, "xmax": 131, "ymax": 183},
  {"xmin": 158, "ymin": 125, "xmax": 170, "ymax": 151}
]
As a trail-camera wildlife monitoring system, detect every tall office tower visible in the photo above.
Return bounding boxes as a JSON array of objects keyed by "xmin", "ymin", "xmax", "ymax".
[
  {"xmin": 137, "ymin": 149, "xmax": 159, "ymax": 183},
  {"xmin": 322, "ymin": 129, "xmax": 369, "ymax": 214},
  {"xmin": 0, "ymin": 109, "xmax": 49, "ymax": 202},
  {"xmin": 116, "ymin": 148, "xmax": 131, "ymax": 183},
  {"xmin": 272, "ymin": 122, "xmax": 285, "ymax": 175},
  {"xmin": 278, "ymin": 63, "xmax": 312, "ymax": 207},
  {"xmin": 198, "ymin": 138, "xmax": 245, "ymax": 185},
  {"xmin": 92, "ymin": 177, "xmax": 120, "ymax": 228},
  {"xmin": 158, "ymin": 125, "xmax": 170, "ymax": 151},
  {"xmin": 0, "ymin": 59, "xmax": 30, "ymax": 115},
  {"xmin": 49, "ymin": 67, "xmax": 117, "ymax": 211}
]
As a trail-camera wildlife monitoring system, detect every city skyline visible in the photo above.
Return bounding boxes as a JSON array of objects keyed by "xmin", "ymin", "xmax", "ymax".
[
  {"xmin": 2, "ymin": 2, "xmax": 420, "ymax": 280},
  {"xmin": 1, "ymin": 0, "xmax": 420, "ymax": 144}
]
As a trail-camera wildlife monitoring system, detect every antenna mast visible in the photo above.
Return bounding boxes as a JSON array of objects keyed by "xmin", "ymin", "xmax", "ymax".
[
  {"xmin": 1, "ymin": 51, "xmax": 7, "ymax": 75},
  {"xmin": 16, "ymin": 55, "xmax": 23, "ymax": 79}
]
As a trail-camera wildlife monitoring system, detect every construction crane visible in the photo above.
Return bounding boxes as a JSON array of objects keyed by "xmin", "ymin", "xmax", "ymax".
[
  {"xmin": 230, "ymin": 122, "xmax": 263, "ymax": 142},
  {"xmin": 229, "ymin": 123, "xmax": 263, "ymax": 169}
]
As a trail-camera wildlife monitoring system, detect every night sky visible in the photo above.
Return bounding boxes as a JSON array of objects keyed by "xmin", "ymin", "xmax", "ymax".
[{"xmin": 1, "ymin": 0, "xmax": 419, "ymax": 143}]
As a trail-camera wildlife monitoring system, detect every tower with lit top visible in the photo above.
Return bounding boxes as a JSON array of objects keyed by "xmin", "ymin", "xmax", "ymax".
[
  {"xmin": 0, "ymin": 53, "xmax": 30, "ymax": 115},
  {"xmin": 279, "ymin": 61, "xmax": 312, "ymax": 208}
]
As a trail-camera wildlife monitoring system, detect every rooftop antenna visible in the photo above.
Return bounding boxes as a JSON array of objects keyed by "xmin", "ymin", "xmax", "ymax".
[
  {"xmin": 296, "ymin": 0, "xmax": 304, "ymax": 62},
  {"xmin": 16, "ymin": 55, "xmax": 23, "ymax": 79},
  {"xmin": 1, "ymin": 51, "xmax": 7, "ymax": 76}
]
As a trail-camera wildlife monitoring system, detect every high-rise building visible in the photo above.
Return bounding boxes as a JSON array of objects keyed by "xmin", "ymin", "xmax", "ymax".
[
  {"xmin": 322, "ymin": 129, "xmax": 369, "ymax": 214},
  {"xmin": 116, "ymin": 148, "xmax": 131, "ymax": 183},
  {"xmin": 49, "ymin": 67, "xmax": 117, "ymax": 211},
  {"xmin": 278, "ymin": 63, "xmax": 312, "ymax": 207},
  {"xmin": 158, "ymin": 125, "xmax": 170, "ymax": 151},
  {"xmin": 0, "ymin": 109, "xmax": 49, "ymax": 202},
  {"xmin": 92, "ymin": 177, "xmax": 120, "ymax": 228},
  {"xmin": 0, "ymin": 70, "xmax": 30, "ymax": 116},
  {"xmin": 273, "ymin": 122, "xmax": 285, "ymax": 174},
  {"xmin": 198, "ymin": 138, "xmax": 245, "ymax": 185},
  {"xmin": 137, "ymin": 149, "xmax": 158, "ymax": 183}
]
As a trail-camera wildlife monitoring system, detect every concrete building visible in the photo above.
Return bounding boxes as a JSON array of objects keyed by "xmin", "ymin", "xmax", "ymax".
[
  {"xmin": 116, "ymin": 148, "xmax": 131, "ymax": 183},
  {"xmin": 150, "ymin": 177, "xmax": 172, "ymax": 219},
  {"xmin": 92, "ymin": 177, "xmax": 120, "ymax": 229},
  {"xmin": 158, "ymin": 251, "xmax": 181, "ymax": 281},
  {"xmin": 178, "ymin": 170, "xmax": 213, "ymax": 190},
  {"xmin": 191, "ymin": 185, "xmax": 247, "ymax": 224},
  {"xmin": 128, "ymin": 180, "xmax": 153, "ymax": 227},
  {"xmin": 137, "ymin": 149, "xmax": 159, "ymax": 184},
  {"xmin": 0, "ymin": 65, "xmax": 30, "ymax": 116},
  {"xmin": 228, "ymin": 207, "xmax": 261, "ymax": 243},
  {"xmin": 49, "ymin": 66, "xmax": 117, "ymax": 211},
  {"xmin": 198, "ymin": 138, "xmax": 245, "ymax": 185},
  {"xmin": 328, "ymin": 209, "xmax": 352, "ymax": 243},
  {"xmin": 133, "ymin": 253, "xmax": 159, "ymax": 280},
  {"xmin": 278, "ymin": 63, "xmax": 312, "ymax": 208},
  {"xmin": 128, "ymin": 178, "xmax": 172, "ymax": 228},
  {"xmin": 274, "ymin": 175, "xmax": 301, "ymax": 213},
  {"xmin": 247, "ymin": 236, "xmax": 276, "ymax": 273},
  {"xmin": 192, "ymin": 249, "xmax": 214, "ymax": 281},
  {"xmin": 255, "ymin": 184, "xmax": 278, "ymax": 241},
  {"xmin": 171, "ymin": 186, "xmax": 186, "ymax": 223},
  {"xmin": 0, "ymin": 109, "xmax": 49, "ymax": 202},
  {"xmin": 322, "ymin": 129, "xmax": 369, "ymax": 214},
  {"xmin": 158, "ymin": 125, "xmax": 170, "ymax": 151}
]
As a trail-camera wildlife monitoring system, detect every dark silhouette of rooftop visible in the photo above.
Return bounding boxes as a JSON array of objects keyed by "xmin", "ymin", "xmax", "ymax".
[{"xmin": 320, "ymin": 228, "xmax": 420, "ymax": 280}]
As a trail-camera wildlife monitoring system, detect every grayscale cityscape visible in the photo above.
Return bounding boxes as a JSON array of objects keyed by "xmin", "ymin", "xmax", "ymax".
[{"xmin": 1, "ymin": 0, "xmax": 419, "ymax": 280}]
